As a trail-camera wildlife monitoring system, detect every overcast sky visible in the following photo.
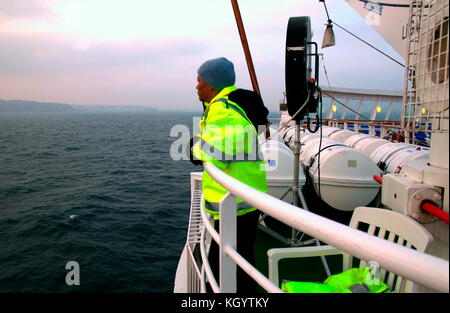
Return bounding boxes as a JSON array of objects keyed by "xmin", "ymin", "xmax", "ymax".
[{"xmin": 0, "ymin": 0, "xmax": 405, "ymax": 111}]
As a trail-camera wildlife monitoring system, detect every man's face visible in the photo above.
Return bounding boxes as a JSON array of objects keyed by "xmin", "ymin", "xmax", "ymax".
[{"xmin": 196, "ymin": 76, "xmax": 212, "ymax": 102}]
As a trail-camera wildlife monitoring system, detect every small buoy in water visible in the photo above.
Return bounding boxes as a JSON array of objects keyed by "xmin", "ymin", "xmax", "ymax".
[{"xmin": 69, "ymin": 214, "xmax": 78, "ymax": 221}]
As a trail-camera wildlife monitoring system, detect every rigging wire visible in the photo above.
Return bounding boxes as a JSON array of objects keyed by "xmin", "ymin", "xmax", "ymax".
[
  {"xmin": 332, "ymin": 22, "xmax": 405, "ymax": 68},
  {"xmin": 266, "ymin": 79, "xmax": 421, "ymax": 148},
  {"xmin": 321, "ymin": 88, "xmax": 421, "ymax": 145},
  {"xmin": 264, "ymin": 0, "xmax": 424, "ymax": 155},
  {"xmin": 321, "ymin": 54, "xmax": 332, "ymax": 90},
  {"xmin": 321, "ymin": 89, "xmax": 372, "ymax": 121},
  {"xmin": 319, "ymin": 51, "xmax": 421, "ymax": 146},
  {"xmin": 320, "ymin": 0, "xmax": 405, "ymax": 68},
  {"xmin": 264, "ymin": 88, "xmax": 419, "ymax": 146}
]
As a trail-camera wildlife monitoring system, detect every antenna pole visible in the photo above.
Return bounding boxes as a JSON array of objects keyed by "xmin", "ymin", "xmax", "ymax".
[{"xmin": 230, "ymin": 0, "xmax": 261, "ymax": 94}]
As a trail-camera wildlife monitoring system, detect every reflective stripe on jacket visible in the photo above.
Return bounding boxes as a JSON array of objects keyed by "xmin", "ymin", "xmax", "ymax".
[{"xmin": 193, "ymin": 86, "xmax": 267, "ymax": 219}]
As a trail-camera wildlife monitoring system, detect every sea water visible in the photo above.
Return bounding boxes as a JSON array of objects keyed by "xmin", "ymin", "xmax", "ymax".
[{"xmin": 0, "ymin": 112, "xmax": 200, "ymax": 292}]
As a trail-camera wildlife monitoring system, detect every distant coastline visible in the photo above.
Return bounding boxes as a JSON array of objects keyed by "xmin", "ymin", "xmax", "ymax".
[
  {"xmin": 0, "ymin": 99, "xmax": 278, "ymax": 115},
  {"xmin": 0, "ymin": 99, "xmax": 159, "ymax": 113}
]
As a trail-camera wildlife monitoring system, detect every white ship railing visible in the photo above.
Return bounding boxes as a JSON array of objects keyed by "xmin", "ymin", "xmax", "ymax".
[{"xmin": 197, "ymin": 162, "xmax": 449, "ymax": 293}]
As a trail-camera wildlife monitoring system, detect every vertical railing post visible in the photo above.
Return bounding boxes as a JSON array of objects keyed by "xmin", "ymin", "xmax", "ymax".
[
  {"xmin": 219, "ymin": 192, "xmax": 237, "ymax": 292},
  {"xmin": 369, "ymin": 124, "xmax": 375, "ymax": 136},
  {"xmin": 381, "ymin": 126, "xmax": 387, "ymax": 138}
]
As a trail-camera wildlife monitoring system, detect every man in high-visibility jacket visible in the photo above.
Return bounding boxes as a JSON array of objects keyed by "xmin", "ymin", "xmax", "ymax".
[{"xmin": 192, "ymin": 57, "xmax": 267, "ymax": 292}]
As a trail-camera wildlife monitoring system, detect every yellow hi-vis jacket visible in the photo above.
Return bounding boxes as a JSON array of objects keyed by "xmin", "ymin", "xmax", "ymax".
[{"xmin": 192, "ymin": 86, "xmax": 267, "ymax": 219}]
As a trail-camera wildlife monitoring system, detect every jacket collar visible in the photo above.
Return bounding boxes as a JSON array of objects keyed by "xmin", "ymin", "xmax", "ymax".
[{"xmin": 206, "ymin": 86, "xmax": 237, "ymax": 108}]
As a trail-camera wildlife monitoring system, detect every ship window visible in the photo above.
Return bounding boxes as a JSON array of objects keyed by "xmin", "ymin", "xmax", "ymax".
[
  {"xmin": 374, "ymin": 100, "xmax": 390, "ymax": 120},
  {"xmin": 360, "ymin": 98, "xmax": 376, "ymax": 120},
  {"xmin": 343, "ymin": 98, "xmax": 361, "ymax": 120},
  {"xmin": 331, "ymin": 97, "xmax": 346, "ymax": 119},
  {"xmin": 389, "ymin": 101, "xmax": 402, "ymax": 121},
  {"xmin": 320, "ymin": 96, "xmax": 332, "ymax": 119}
]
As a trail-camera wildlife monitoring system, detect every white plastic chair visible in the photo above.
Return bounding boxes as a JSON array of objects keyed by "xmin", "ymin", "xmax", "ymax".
[{"xmin": 268, "ymin": 206, "xmax": 433, "ymax": 293}]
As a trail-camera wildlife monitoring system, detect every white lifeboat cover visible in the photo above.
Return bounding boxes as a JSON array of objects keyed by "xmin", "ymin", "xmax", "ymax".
[
  {"xmin": 355, "ymin": 137, "xmax": 391, "ymax": 156},
  {"xmin": 370, "ymin": 142, "xmax": 415, "ymax": 165},
  {"xmin": 300, "ymin": 137, "xmax": 381, "ymax": 211},
  {"xmin": 261, "ymin": 140, "xmax": 305, "ymax": 185},
  {"xmin": 321, "ymin": 127, "xmax": 343, "ymax": 138},
  {"xmin": 385, "ymin": 146, "xmax": 430, "ymax": 173},
  {"xmin": 344, "ymin": 133, "xmax": 373, "ymax": 148},
  {"xmin": 329, "ymin": 129, "xmax": 358, "ymax": 143}
]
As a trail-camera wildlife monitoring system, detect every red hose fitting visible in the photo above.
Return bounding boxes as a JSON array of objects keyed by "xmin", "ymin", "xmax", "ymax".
[
  {"xmin": 373, "ymin": 175, "xmax": 383, "ymax": 184},
  {"xmin": 422, "ymin": 202, "xmax": 449, "ymax": 224}
]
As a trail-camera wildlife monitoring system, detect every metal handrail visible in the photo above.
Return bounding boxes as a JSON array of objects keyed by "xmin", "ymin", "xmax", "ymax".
[
  {"xmin": 199, "ymin": 193, "xmax": 283, "ymax": 293},
  {"xmin": 199, "ymin": 220, "xmax": 220, "ymax": 293},
  {"xmin": 203, "ymin": 161, "xmax": 449, "ymax": 293}
]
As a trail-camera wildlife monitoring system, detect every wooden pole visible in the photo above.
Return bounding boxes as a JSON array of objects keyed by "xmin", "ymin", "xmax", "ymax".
[{"xmin": 230, "ymin": 0, "xmax": 261, "ymax": 95}]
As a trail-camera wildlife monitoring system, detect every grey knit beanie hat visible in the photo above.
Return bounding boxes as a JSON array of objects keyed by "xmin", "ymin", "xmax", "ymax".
[{"xmin": 197, "ymin": 57, "xmax": 236, "ymax": 91}]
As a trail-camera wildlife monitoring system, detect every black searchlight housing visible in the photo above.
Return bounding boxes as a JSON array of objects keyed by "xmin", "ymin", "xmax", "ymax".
[{"xmin": 285, "ymin": 16, "xmax": 319, "ymax": 122}]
